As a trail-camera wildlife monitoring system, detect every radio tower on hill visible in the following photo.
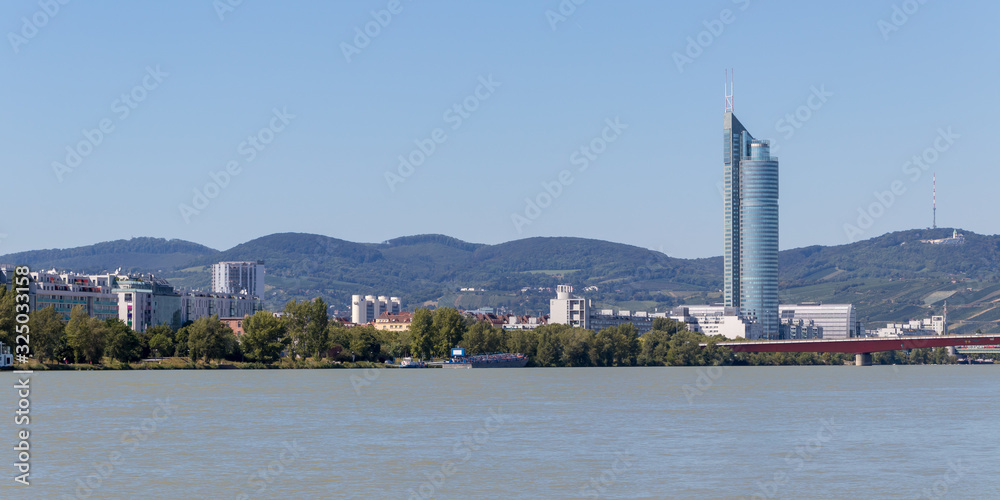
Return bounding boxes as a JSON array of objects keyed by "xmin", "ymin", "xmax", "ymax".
[{"xmin": 933, "ymin": 173, "xmax": 937, "ymax": 229}]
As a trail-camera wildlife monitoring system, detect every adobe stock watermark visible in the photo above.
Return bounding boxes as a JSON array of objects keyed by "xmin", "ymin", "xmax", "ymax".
[
  {"xmin": 682, "ymin": 364, "xmax": 730, "ymax": 403},
  {"xmin": 7, "ymin": 0, "xmax": 71, "ymax": 54},
  {"xmin": 213, "ymin": 0, "xmax": 246, "ymax": 22},
  {"xmin": 916, "ymin": 459, "xmax": 969, "ymax": 500},
  {"xmin": 178, "ymin": 107, "xmax": 294, "ymax": 223},
  {"xmin": 340, "ymin": 0, "xmax": 411, "ymax": 63},
  {"xmin": 545, "ymin": 0, "xmax": 587, "ymax": 31},
  {"xmin": 510, "ymin": 117, "xmax": 627, "ymax": 234},
  {"xmin": 52, "ymin": 66, "xmax": 169, "ymax": 183},
  {"xmin": 405, "ymin": 408, "xmax": 510, "ymax": 500},
  {"xmin": 878, "ymin": 0, "xmax": 930, "ymax": 41},
  {"xmin": 715, "ymin": 85, "xmax": 833, "ymax": 199},
  {"xmin": 751, "ymin": 417, "xmax": 840, "ymax": 500},
  {"xmin": 384, "ymin": 75, "xmax": 501, "ymax": 192},
  {"xmin": 843, "ymin": 127, "xmax": 958, "ymax": 242},
  {"xmin": 234, "ymin": 441, "xmax": 306, "ymax": 500},
  {"xmin": 672, "ymin": 0, "xmax": 751, "ymax": 73},
  {"xmin": 350, "ymin": 366, "xmax": 382, "ymax": 396},
  {"xmin": 579, "ymin": 451, "xmax": 634, "ymax": 498},
  {"xmin": 772, "ymin": 85, "xmax": 833, "ymax": 155}
]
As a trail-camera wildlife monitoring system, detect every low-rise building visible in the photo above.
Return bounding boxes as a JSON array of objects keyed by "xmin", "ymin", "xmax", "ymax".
[
  {"xmin": 220, "ymin": 316, "xmax": 249, "ymax": 337},
  {"xmin": 869, "ymin": 315, "xmax": 946, "ymax": 337},
  {"xmin": 779, "ymin": 303, "xmax": 858, "ymax": 340},
  {"xmin": 372, "ymin": 311, "xmax": 413, "ymax": 332},
  {"xmin": 669, "ymin": 306, "xmax": 757, "ymax": 339},
  {"xmin": 503, "ymin": 315, "xmax": 547, "ymax": 330}
]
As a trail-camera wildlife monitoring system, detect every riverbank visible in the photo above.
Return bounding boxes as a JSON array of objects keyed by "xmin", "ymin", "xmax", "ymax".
[{"xmin": 13, "ymin": 358, "xmax": 394, "ymax": 371}]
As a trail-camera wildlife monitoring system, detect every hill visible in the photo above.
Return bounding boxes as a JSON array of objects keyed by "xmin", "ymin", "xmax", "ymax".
[
  {"xmin": 0, "ymin": 237, "xmax": 218, "ymax": 274},
  {"xmin": 3, "ymin": 228, "xmax": 999, "ymax": 333}
]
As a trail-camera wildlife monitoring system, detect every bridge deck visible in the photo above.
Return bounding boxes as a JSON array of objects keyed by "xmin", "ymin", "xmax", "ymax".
[{"xmin": 711, "ymin": 335, "xmax": 1000, "ymax": 354}]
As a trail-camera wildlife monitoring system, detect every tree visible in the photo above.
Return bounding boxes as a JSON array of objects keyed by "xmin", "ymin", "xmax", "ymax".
[
  {"xmin": 0, "ymin": 286, "xmax": 17, "ymax": 349},
  {"xmin": 174, "ymin": 324, "xmax": 191, "ymax": 356},
  {"xmin": 149, "ymin": 332, "xmax": 174, "ymax": 359},
  {"xmin": 611, "ymin": 323, "xmax": 640, "ymax": 366},
  {"xmin": 589, "ymin": 328, "xmax": 614, "ymax": 367},
  {"xmin": 65, "ymin": 306, "xmax": 108, "ymax": 363},
  {"xmin": 283, "ymin": 299, "xmax": 330, "ymax": 359},
  {"xmin": 303, "ymin": 298, "xmax": 329, "ymax": 358},
  {"xmin": 409, "ymin": 308, "xmax": 435, "ymax": 359},
  {"xmin": 461, "ymin": 321, "xmax": 491, "ymax": 355},
  {"xmin": 187, "ymin": 315, "xmax": 237, "ymax": 363},
  {"xmin": 106, "ymin": 319, "xmax": 142, "ymax": 363},
  {"xmin": 638, "ymin": 330, "xmax": 670, "ymax": 366},
  {"xmin": 283, "ymin": 300, "xmax": 307, "ymax": 359},
  {"xmin": 508, "ymin": 329, "xmax": 538, "ymax": 361},
  {"xmin": 534, "ymin": 330, "xmax": 561, "ymax": 367},
  {"xmin": 665, "ymin": 330, "xmax": 707, "ymax": 366},
  {"xmin": 144, "ymin": 325, "xmax": 174, "ymax": 358},
  {"xmin": 559, "ymin": 328, "xmax": 592, "ymax": 367},
  {"xmin": 241, "ymin": 311, "xmax": 288, "ymax": 363},
  {"xmin": 27, "ymin": 306, "xmax": 65, "ymax": 362},
  {"xmin": 327, "ymin": 323, "xmax": 353, "ymax": 359},
  {"xmin": 432, "ymin": 307, "xmax": 466, "ymax": 357},
  {"xmin": 651, "ymin": 317, "xmax": 683, "ymax": 337},
  {"xmin": 349, "ymin": 326, "xmax": 381, "ymax": 362}
]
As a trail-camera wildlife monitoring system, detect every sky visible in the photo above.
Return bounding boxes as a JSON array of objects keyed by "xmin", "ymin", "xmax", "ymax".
[{"xmin": 2, "ymin": 0, "xmax": 998, "ymax": 259}]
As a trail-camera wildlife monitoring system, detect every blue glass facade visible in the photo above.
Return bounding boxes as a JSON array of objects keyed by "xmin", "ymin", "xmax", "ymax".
[
  {"xmin": 739, "ymin": 140, "xmax": 779, "ymax": 335},
  {"xmin": 723, "ymin": 113, "xmax": 779, "ymax": 337},
  {"xmin": 722, "ymin": 113, "xmax": 749, "ymax": 309}
]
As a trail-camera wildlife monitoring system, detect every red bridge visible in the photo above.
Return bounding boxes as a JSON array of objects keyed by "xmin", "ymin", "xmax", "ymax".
[{"xmin": 710, "ymin": 335, "xmax": 1000, "ymax": 365}]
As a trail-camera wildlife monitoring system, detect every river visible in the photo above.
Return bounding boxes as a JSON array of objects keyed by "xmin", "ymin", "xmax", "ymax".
[{"xmin": 1, "ymin": 366, "xmax": 997, "ymax": 498}]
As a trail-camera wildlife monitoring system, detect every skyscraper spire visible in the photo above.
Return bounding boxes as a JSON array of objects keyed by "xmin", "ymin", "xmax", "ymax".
[{"xmin": 724, "ymin": 69, "xmax": 734, "ymax": 112}]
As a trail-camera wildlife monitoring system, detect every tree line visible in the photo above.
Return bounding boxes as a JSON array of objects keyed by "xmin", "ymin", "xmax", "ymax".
[{"xmin": 0, "ymin": 287, "xmax": 960, "ymax": 367}]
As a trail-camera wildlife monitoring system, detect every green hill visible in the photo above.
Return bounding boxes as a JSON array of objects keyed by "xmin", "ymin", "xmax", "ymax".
[{"xmin": 3, "ymin": 228, "xmax": 999, "ymax": 333}]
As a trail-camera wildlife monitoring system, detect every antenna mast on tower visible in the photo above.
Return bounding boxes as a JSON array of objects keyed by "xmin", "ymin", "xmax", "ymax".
[
  {"xmin": 933, "ymin": 173, "xmax": 937, "ymax": 229},
  {"xmin": 724, "ymin": 69, "xmax": 734, "ymax": 112}
]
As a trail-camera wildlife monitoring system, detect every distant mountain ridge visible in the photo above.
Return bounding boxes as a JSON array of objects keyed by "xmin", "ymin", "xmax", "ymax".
[{"xmin": 3, "ymin": 228, "xmax": 1000, "ymax": 334}]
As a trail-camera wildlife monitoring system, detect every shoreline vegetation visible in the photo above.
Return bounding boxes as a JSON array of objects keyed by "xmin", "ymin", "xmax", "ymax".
[{"xmin": 2, "ymin": 291, "xmax": 983, "ymax": 370}]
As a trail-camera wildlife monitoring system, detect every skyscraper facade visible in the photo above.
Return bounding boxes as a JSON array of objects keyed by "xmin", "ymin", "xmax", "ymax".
[
  {"xmin": 723, "ymin": 106, "xmax": 779, "ymax": 336},
  {"xmin": 739, "ymin": 139, "xmax": 779, "ymax": 335}
]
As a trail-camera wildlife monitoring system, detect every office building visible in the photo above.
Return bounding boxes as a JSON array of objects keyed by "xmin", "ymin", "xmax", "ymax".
[
  {"xmin": 779, "ymin": 303, "xmax": 858, "ymax": 340},
  {"xmin": 211, "ymin": 261, "xmax": 265, "ymax": 296},
  {"xmin": 724, "ymin": 85, "xmax": 780, "ymax": 336}
]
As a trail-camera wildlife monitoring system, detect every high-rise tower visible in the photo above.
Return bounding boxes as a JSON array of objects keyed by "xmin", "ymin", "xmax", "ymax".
[{"xmin": 722, "ymin": 72, "xmax": 779, "ymax": 337}]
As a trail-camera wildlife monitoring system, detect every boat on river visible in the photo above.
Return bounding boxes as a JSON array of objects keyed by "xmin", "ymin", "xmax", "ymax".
[{"xmin": 441, "ymin": 352, "xmax": 528, "ymax": 369}]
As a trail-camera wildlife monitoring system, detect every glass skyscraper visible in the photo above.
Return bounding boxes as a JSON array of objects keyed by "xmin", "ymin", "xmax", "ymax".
[{"xmin": 723, "ymin": 110, "xmax": 779, "ymax": 337}]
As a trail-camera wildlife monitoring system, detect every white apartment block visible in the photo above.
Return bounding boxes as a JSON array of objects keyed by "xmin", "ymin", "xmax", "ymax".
[
  {"xmin": 212, "ymin": 261, "xmax": 265, "ymax": 296},
  {"xmin": 351, "ymin": 295, "xmax": 401, "ymax": 324},
  {"xmin": 22, "ymin": 269, "xmax": 261, "ymax": 332},
  {"xmin": 869, "ymin": 315, "xmax": 946, "ymax": 337},
  {"xmin": 549, "ymin": 285, "xmax": 589, "ymax": 329},
  {"xmin": 28, "ymin": 270, "xmax": 119, "ymax": 321},
  {"xmin": 669, "ymin": 306, "xmax": 758, "ymax": 339}
]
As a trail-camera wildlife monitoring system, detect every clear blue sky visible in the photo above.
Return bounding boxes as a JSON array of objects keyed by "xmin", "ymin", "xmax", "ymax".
[{"xmin": 2, "ymin": 0, "xmax": 997, "ymax": 259}]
